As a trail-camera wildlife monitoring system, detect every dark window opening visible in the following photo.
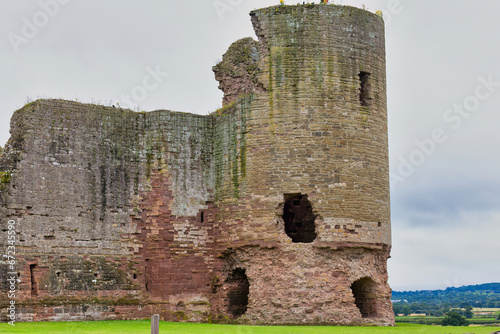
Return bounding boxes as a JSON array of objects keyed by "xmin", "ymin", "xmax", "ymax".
[
  {"xmin": 30, "ymin": 264, "xmax": 38, "ymax": 297},
  {"xmin": 133, "ymin": 273, "xmax": 137, "ymax": 279},
  {"xmin": 359, "ymin": 71, "xmax": 372, "ymax": 106},
  {"xmin": 282, "ymin": 194, "xmax": 317, "ymax": 243},
  {"xmin": 145, "ymin": 260, "xmax": 150, "ymax": 292},
  {"xmin": 227, "ymin": 268, "xmax": 249, "ymax": 318},
  {"xmin": 351, "ymin": 277, "xmax": 378, "ymax": 318},
  {"xmin": 200, "ymin": 211, "xmax": 204, "ymax": 223},
  {"xmin": 378, "ymin": 222, "xmax": 382, "ymax": 228},
  {"xmin": 176, "ymin": 301, "xmax": 186, "ymax": 311}
]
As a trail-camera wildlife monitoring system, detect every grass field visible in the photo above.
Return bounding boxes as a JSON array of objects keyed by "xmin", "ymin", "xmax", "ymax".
[
  {"xmin": 396, "ymin": 315, "xmax": 500, "ymax": 325},
  {"xmin": 473, "ymin": 308, "xmax": 500, "ymax": 312},
  {"xmin": 1, "ymin": 321, "xmax": 499, "ymax": 334},
  {"xmin": 394, "ymin": 307, "xmax": 500, "ymax": 326}
]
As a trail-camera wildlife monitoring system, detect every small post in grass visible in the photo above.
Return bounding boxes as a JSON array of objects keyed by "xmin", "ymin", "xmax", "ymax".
[{"xmin": 151, "ymin": 314, "xmax": 160, "ymax": 334}]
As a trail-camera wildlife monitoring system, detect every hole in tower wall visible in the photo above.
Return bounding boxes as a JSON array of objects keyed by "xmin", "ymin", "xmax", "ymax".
[
  {"xmin": 359, "ymin": 71, "xmax": 372, "ymax": 106},
  {"xmin": 351, "ymin": 277, "xmax": 379, "ymax": 318},
  {"xmin": 226, "ymin": 268, "xmax": 249, "ymax": 318},
  {"xmin": 282, "ymin": 194, "xmax": 317, "ymax": 243}
]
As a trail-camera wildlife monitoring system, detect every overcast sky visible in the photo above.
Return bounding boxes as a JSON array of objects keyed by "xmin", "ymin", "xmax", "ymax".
[{"xmin": 1, "ymin": 0, "xmax": 499, "ymax": 292}]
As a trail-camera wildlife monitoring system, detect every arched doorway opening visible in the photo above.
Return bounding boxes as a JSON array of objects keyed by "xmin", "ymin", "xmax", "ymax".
[
  {"xmin": 227, "ymin": 268, "xmax": 249, "ymax": 318},
  {"xmin": 351, "ymin": 277, "xmax": 378, "ymax": 318}
]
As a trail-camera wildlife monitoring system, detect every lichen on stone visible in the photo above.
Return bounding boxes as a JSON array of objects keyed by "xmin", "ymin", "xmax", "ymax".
[
  {"xmin": 0, "ymin": 171, "xmax": 11, "ymax": 192},
  {"xmin": 213, "ymin": 37, "xmax": 265, "ymax": 106}
]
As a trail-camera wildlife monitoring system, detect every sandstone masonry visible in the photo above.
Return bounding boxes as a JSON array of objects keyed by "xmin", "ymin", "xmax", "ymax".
[{"xmin": 0, "ymin": 4, "xmax": 394, "ymax": 325}]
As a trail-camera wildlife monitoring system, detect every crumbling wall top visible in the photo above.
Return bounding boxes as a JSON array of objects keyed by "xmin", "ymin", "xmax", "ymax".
[{"xmin": 213, "ymin": 37, "xmax": 264, "ymax": 106}]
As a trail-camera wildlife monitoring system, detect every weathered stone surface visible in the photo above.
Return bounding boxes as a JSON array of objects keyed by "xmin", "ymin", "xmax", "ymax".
[
  {"xmin": 0, "ymin": 4, "xmax": 393, "ymax": 326},
  {"xmin": 213, "ymin": 37, "xmax": 264, "ymax": 107}
]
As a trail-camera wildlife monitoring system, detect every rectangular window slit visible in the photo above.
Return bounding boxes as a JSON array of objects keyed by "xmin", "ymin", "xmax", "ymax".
[
  {"xmin": 30, "ymin": 264, "xmax": 38, "ymax": 297},
  {"xmin": 359, "ymin": 71, "xmax": 372, "ymax": 106}
]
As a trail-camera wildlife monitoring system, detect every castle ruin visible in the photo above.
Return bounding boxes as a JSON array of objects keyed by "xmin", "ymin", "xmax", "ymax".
[{"xmin": 0, "ymin": 4, "xmax": 394, "ymax": 325}]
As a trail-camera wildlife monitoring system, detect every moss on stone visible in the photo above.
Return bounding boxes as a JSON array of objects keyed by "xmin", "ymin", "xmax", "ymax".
[
  {"xmin": 212, "ymin": 95, "xmax": 252, "ymax": 201},
  {"xmin": 173, "ymin": 310, "xmax": 189, "ymax": 321},
  {"xmin": 213, "ymin": 37, "xmax": 260, "ymax": 80},
  {"xmin": 0, "ymin": 171, "xmax": 11, "ymax": 184},
  {"xmin": 212, "ymin": 101, "xmax": 236, "ymax": 116},
  {"xmin": 0, "ymin": 171, "xmax": 11, "ymax": 191},
  {"xmin": 115, "ymin": 296, "xmax": 141, "ymax": 305},
  {"xmin": 28, "ymin": 295, "xmax": 141, "ymax": 307}
]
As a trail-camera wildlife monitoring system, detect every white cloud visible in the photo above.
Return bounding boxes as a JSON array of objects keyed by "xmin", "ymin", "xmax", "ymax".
[{"xmin": 389, "ymin": 210, "xmax": 500, "ymax": 291}]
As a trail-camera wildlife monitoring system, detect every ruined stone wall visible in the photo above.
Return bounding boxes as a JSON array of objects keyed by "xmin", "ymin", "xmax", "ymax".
[{"xmin": 0, "ymin": 100, "xmax": 216, "ymax": 321}]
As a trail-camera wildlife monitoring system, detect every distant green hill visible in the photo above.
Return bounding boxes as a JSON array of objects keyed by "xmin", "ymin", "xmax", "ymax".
[{"xmin": 392, "ymin": 283, "xmax": 500, "ymax": 315}]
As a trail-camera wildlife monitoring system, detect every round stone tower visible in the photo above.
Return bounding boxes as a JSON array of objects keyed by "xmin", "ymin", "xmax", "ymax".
[{"xmin": 212, "ymin": 4, "xmax": 393, "ymax": 325}]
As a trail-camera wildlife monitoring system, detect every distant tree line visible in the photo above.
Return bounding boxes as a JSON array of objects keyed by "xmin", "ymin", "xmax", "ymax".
[
  {"xmin": 393, "ymin": 303, "xmax": 475, "ymax": 317},
  {"xmin": 392, "ymin": 283, "xmax": 500, "ymax": 316}
]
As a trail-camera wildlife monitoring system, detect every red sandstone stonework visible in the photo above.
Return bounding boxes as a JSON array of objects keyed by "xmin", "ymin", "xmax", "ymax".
[{"xmin": 0, "ymin": 4, "xmax": 394, "ymax": 326}]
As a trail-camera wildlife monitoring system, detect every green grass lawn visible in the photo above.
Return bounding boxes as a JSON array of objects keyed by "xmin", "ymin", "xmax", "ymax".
[{"xmin": 1, "ymin": 321, "xmax": 499, "ymax": 334}]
